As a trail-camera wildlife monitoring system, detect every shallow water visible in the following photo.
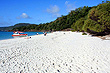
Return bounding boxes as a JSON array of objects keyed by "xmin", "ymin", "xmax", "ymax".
[{"xmin": 0, "ymin": 31, "xmax": 43, "ymax": 40}]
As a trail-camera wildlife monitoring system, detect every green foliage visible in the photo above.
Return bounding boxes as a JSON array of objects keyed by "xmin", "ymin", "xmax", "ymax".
[
  {"xmin": 83, "ymin": 19, "xmax": 105, "ymax": 32},
  {"xmin": 67, "ymin": 6, "xmax": 91, "ymax": 26},
  {"xmin": 72, "ymin": 18, "xmax": 85, "ymax": 31},
  {"xmin": 11, "ymin": 1, "xmax": 110, "ymax": 36},
  {"xmin": 12, "ymin": 6, "xmax": 91, "ymax": 32},
  {"xmin": 88, "ymin": 8, "xmax": 99, "ymax": 21},
  {"xmin": 13, "ymin": 23, "xmax": 30, "ymax": 28},
  {"xmin": 86, "ymin": 1, "xmax": 110, "ymax": 33},
  {"xmin": 71, "ymin": 1, "xmax": 110, "ymax": 35},
  {"xmin": 82, "ymin": 32, "xmax": 87, "ymax": 35}
]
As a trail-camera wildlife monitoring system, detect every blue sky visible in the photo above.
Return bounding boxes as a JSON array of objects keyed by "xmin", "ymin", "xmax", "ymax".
[{"xmin": 0, "ymin": 0, "xmax": 106, "ymax": 27}]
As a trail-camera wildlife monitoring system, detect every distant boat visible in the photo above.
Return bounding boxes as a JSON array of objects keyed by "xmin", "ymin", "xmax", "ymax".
[{"xmin": 12, "ymin": 31, "xmax": 27, "ymax": 37}]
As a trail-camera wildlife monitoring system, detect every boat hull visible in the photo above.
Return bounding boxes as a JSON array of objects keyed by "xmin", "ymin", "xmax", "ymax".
[{"xmin": 12, "ymin": 34, "xmax": 27, "ymax": 37}]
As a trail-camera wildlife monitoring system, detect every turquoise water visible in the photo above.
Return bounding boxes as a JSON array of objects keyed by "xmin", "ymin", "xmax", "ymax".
[{"xmin": 0, "ymin": 31, "xmax": 43, "ymax": 40}]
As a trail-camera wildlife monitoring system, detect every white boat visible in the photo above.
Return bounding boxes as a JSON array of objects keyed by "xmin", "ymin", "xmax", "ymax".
[{"xmin": 12, "ymin": 31, "xmax": 27, "ymax": 37}]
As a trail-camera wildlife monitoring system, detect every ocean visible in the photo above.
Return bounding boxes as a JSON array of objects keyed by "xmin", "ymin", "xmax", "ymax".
[{"xmin": 0, "ymin": 31, "xmax": 43, "ymax": 40}]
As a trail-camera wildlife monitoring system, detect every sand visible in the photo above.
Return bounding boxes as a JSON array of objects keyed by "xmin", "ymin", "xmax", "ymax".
[{"xmin": 0, "ymin": 31, "xmax": 110, "ymax": 73}]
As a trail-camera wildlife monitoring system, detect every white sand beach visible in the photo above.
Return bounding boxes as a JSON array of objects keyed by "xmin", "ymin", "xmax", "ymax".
[{"xmin": 0, "ymin": 31, "xmax": 110, "ymax": 73}]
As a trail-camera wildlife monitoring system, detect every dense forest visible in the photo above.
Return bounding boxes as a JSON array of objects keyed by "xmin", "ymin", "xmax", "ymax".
[{"xmin": 11, "ymin": 1, "xmax": 110, "ymax": 36}]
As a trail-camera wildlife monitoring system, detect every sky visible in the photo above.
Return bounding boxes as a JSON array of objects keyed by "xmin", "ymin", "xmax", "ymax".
[{"xmin": 0, "ymin": 0, "xmax": 107, "ymax": 27}]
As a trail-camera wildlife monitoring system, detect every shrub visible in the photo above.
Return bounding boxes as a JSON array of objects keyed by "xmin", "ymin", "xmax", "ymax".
[
  {"xmin": 82, "ymin": 19, "xmax": 105, "ymax": 33},
  {"xmin": 82, "ymin": 32, "xmax": 87, "ymax": 35}
]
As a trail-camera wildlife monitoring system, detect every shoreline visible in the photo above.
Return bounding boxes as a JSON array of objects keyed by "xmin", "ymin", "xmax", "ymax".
[
  {"xmin": 0, "ymin": 31, "xmax": 110, "ymax": 73},
  {"xmin": 1, "ymin": 31, "xmax": 110, "ymax": 41},
  {"xmin": 0, "ymin": 31, "xmax": 43, "ymax": 41}
]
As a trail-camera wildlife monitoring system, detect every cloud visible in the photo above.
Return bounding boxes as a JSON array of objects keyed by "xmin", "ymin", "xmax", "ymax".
[
  {"xmin": 65, "ymin": 1, "xmax": 76, "ymax": 12},
  {"xmin": 47, "ymin": 5, "xmax": 59, "ymax": 13},
  {"xmin": 65, "ymin": 1, "xmax": 69, "ymax": 5},
  {"xmin": 46, "ymin": 5, "xmax": 61, "ymax": 17},
  {"xmin": 16, "ymin": 13, "xmax": 31, "ymax": 19}
]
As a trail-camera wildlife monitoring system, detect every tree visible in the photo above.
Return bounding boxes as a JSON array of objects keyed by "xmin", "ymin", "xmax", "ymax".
[
  {"xmin": 72, "ymin": 18, "xmax": 85, "ymax": 31},
  {"xmin": 82, "ymin": 19, "xmax": 105, "ymax": 33}
]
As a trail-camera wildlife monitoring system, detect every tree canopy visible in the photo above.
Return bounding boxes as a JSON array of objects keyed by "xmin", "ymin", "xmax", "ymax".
[
  {"xmin": 11, "ymin": 1, "xmax": 110, "ymax": 36},
  {"xmin": 71, "ymin": 1, "xmax": 110, "ymax": 35}
]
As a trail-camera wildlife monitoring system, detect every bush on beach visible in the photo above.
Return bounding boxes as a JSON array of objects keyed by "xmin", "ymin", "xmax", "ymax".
[
  {"xmin": 82, "ymin": 32, "xmax": 87, "ymax": 35},
  {"xmin": 71, "ymin": 1, "xmax": 110, "ymax": 36}
]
